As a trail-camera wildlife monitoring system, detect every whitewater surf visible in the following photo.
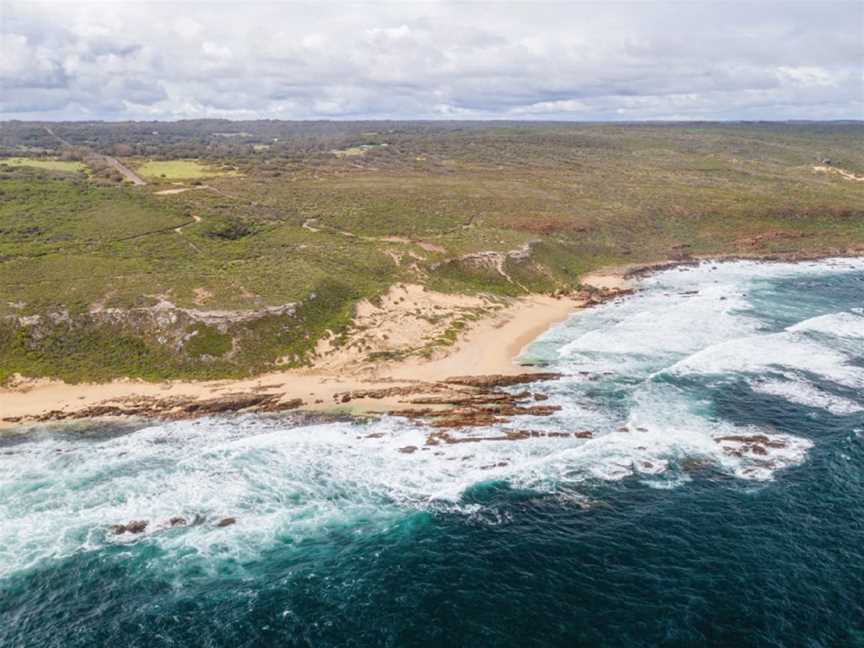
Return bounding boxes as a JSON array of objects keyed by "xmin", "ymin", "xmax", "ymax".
[{"xmin": 2, "ymin": 258, "xmax": 863, "ymax": 646}]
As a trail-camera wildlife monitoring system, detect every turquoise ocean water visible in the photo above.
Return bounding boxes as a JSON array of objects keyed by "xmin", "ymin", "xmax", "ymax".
[{"xmin": 1, "ymin": 258, "xmax": 863, "ymax": 647}]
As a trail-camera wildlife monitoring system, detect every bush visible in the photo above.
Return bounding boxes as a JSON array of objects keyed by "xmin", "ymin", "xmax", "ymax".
[{"xmin": 204, "ymin": 220, "xmax": 256, "ymax": 240}]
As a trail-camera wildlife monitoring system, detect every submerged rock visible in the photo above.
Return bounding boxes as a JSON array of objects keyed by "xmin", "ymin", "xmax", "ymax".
[
  {"xmin": 716, "ymin": 434, "xmax": 788, "ymax": 458},
  {"xmin": 680, "ymin": 458, "xmax": 713, "ymax": 474},
  {"xmin": 423, "ymin": 428, "xmax": 593, "ymax": 445},
  {"xmin": 110, "ymin": 520, "xmax": 148, "ymax": 535},
  {"xmin": 715, "ymin": 434, "xmax": 787, "ymax": 448}
]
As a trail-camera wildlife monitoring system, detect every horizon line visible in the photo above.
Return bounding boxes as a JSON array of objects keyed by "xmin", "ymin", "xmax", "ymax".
[{"xmin": 2, "ymin": 118, "xmax": 863, "ymax": 125}]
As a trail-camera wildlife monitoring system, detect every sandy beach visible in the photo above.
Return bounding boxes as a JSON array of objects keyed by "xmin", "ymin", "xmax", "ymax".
[
  {"xmin": 6, "ymin": 251, "xmax": 861, "ymax": 430},
  {"xmin": 0, "ymin": 271, "xmax": 634, "ymax": 429}
]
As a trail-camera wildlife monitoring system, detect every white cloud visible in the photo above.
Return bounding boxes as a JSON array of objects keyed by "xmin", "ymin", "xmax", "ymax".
[
  {"xmin": 201, "ymin": 41, "xmax": 232, "ymax": 61},
  {"xmin": 777, "ymin": 66, "xmax": 841, "ymax": 88},
  {"xmin": 0, "ymin": 0, "xmax": 861, "ymax": 120}
]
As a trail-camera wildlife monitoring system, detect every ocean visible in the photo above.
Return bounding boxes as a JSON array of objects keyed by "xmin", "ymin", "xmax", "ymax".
[{"xmin": 2, "ymin": 258, "xmax": 863, "ymax": 647}]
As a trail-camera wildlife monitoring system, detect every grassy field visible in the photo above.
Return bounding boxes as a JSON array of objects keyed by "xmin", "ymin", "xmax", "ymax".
[
  {"xmin": 136, "ymin": 159, "xmax": 238, "ymax": 180},
  {"xmin": 1, "ymin": 157, "xmax": 86, "ymax": 173},
  {"xmin": 1, "ymin": 122, "xmax": 862, "ymax": 382}
]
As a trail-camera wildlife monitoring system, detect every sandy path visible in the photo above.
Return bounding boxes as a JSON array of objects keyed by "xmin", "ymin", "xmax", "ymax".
[
  {"xmin": 303, "ymin": 220, "xmax": 447, "ymax": 253},
  {"xmin": 174, "ymin": 214, "xmax": 202, "ymax": 234},
  {"xmin": 813, "ymin": 165, "xmax": 864, "ymax": 182},
  {"xmin": 156, "ymin": 187, "xmax": 196, "ymax": 195}
]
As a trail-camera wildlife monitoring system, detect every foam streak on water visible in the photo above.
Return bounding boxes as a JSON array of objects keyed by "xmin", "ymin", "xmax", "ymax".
[{"xmin": 1, "ymin": 258, "xmax": 864, "ymax": 647}]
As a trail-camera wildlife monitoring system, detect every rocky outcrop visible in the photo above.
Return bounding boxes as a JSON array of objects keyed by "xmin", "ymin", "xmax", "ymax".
[
  {"xmin": 716, "ymin": 434, "xmax": 788, "ymax": 457},
  {"xmin": 581, "ymin": 288, "xmax": 635, "ymax": 307},
  {"xmin": 328, "ymin": 368, "xmax": 577, "ymax": 438},
  {"xmin": 6, "ymin": 394, "xmax": 304, "ymax": 426},
  {"xmin": 403, "ymin": 391, "xmax": 530, "ymax": 406},
  {"xmin": 430, "ymin": 404, "xmax": 561, "ymax": 427},
  {"xmin": 425, "ymin": 429, "xmax": 593, "ymax": 445},
  {"xmin": 715, "ymin": 434, "xmax": 787, "ymax": 447},
  {"xmin": 443, "ymin": 372, "xmax": 562, "ymax": 388},
  {"xmin": 335, "ymin": 384, "xmax": 447, "ymax": 403},
  {"xmin": 100, "ymin": 299, "xmax": 296, "ymax": 330},
  {"xmin": 110, "ymin": 520, "xmax": 148, "ymax": 535},
  {"xmin": 108, "ymin": 514, "xmax": 237, "ymax": 536},
  {"xmin": 431, "ymin": 241, "xmax": 541, "ymax": 292}
]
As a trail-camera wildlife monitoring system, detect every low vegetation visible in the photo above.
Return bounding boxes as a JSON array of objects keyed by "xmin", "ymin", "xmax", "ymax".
[
  {"xmin": 135, "ymin": 159, "xmax": 238, "ymax": 180},
  {"xmin": 1, "ymin": 157, "xmax": 86, "ymax": 173},
  {"xmin": 1, "ymin": 121, "xmax": 862, "ymax": 382}
]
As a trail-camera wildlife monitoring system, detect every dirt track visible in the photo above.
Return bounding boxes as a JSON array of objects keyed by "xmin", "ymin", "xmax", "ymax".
[
  {"xmin": 43, "ymin": 125, "xmax": 146, "ymax": 186},
  {"xmin": 101, "ymin": 155, "xmax": 146, "ymax": 185}
]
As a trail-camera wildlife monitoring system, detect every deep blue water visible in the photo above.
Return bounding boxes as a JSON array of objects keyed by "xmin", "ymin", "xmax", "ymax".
[{"xmin": 2, "ymin": 259, "xmax": 863, "ymax": 647}]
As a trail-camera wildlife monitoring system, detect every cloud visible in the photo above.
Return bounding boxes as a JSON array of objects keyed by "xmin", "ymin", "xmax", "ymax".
[{"xmin": 1, "ymin": 0, "xmax": 861, "ymax": 120}]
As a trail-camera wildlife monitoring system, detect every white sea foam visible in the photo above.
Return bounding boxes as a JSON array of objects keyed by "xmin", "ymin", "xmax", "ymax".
[
  {"xmin": 0, "ymin": 404, "xmax": 804, "ymax": 578},
  {"xmin": 751, "ymin": 377, "xmax": 864, "ymax": 416},
  {"xmin": 787, "ymin": 311, "xmax": 864, "ymax": 339},
  {"xmin": 555, "ymin": 279, "xmax": 756, "ymax": 374},
  {"xmin": 0, "ymin": 416, "xmax": 609, "ymax": 577},
  {"xmin": 548, "ymin": 257, "xmax": 864, "ymax": 373},
  {"xmin": 3, "ymin": 258, "xmax": 860, "ymax": 578},
  {"xmin": 626, "ymin": 382, "xmax": 813, "ymax": 480},
  {"xmin": 666, "ymin": 331, "xmax": 864, "ymax": 388}
]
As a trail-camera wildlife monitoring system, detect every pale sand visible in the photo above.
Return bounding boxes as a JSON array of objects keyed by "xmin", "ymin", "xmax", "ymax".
[
  {"xmin": 387, "ymin": 293, "xmax": 580, "ymax": 382},
  {"xmin": 813, "ymin": 165, "xmax": 864, "ymax": 182},
  {"xmin": 155, "ymin": 187, "xmax": 194, "ymax": 195},
  {"xmin": 0, "ymin": 284, "xmax": 604, "ymax": 428},
  {"xmin": 580, "ymin": 270, "xmax": 636, "ymax": 292},
  {"xmin": 6, "ymin": 237, "xmax": 860, "ymax": 430}
]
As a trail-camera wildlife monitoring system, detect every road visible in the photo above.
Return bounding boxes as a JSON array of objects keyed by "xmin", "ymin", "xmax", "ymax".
[
  {"xmin": 99, "ymin": 154, "xmax": 146, "ymax": 186},
  {"xmin": 44, "ymin": 125, "xmax": 146, "ymax": 186}
]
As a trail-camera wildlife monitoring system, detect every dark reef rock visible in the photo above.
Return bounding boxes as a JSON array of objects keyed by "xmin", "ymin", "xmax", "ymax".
[
  {"xmin": 444, "ymin": 372, "xmax": 562, "ymax": 388},
  {"xmin": 17, "ymin": 393, "xmax": 304, "ymax": 426},
  {"xmin": 715, "ymin": 434, "xmax": 786, "ymax": 448},
  {"xmin": 110, "ymin": 520, "xmax": 148, "ymax": 535}
]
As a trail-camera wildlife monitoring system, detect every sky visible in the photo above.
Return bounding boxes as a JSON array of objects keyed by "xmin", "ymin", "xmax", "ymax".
[{"xmin": 1, "ymin": 0, "xmax": 862, "ymax": 122}]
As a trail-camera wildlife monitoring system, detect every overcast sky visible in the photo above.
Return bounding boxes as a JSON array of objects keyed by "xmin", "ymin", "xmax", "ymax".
[{"xmin": 1, "ymin": 0, "xmax": 862, "ymax": 121}]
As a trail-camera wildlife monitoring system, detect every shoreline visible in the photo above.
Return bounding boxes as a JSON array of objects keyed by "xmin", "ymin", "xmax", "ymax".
[
  {"xmin": 2, "ymin": 251, "xmax": 859, "ymax": 431},
  {"xmin": 0, "ymin": 289, "xmax": 609, "ymax": 430}
]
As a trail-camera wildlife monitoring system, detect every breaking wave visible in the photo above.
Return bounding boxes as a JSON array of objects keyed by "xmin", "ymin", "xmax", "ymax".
[{"xmin": 2, "ymin": 257, "xmax": 863, "ymax": 647}]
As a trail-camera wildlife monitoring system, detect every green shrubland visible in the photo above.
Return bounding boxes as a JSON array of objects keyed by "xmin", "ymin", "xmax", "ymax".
[{"xmin": 1, "ymin": 122, "xmax": 862, "ymax": 381}]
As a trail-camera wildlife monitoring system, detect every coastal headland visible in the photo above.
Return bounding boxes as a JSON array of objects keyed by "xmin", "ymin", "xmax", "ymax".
[
  {"xmin": 2, "ymin": 122, "xmax": 863, "ymax": 431},
  {"xmin": 3, "ymin": 251, "xmax": 861, "ymax": 432}
]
